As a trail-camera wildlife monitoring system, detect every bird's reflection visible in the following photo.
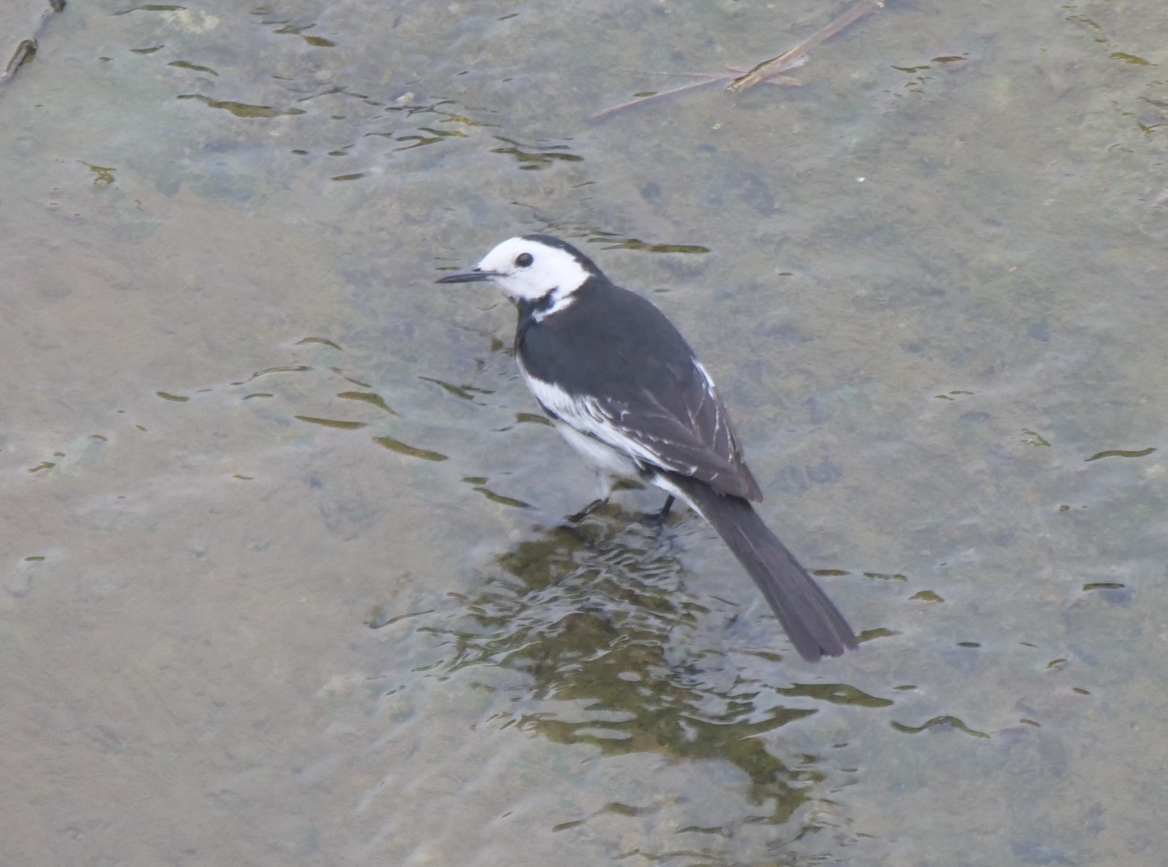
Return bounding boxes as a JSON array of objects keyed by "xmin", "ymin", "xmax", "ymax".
[{"xmin": 433, "ymin": 510, "xmax": 847, "ymax": 823}]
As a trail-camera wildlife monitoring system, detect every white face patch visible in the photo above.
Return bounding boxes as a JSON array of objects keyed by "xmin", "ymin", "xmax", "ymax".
[{"xmin": 475, "ymin": 237, "xmax": 591, "ymax": 305}]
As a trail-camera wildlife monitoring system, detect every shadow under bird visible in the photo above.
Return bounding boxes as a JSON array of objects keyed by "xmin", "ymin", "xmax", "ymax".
[{"xmin": 438, "ymin": 235, "xmax": 857, "ymax": 662}]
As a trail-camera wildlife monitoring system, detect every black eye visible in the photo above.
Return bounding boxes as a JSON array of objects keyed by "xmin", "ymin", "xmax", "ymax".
[{"xmin": 515, "ymin": 252, "xmax": 534, "ymax": 267}]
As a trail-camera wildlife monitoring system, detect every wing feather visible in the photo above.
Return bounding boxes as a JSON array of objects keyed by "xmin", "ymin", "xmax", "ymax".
[{"xmin": 522, "ymin": 356, "xmax": 761, "ymax": 500}]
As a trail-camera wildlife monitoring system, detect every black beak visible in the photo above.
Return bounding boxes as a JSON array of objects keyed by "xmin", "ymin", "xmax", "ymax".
[{"xmin": 436, "ymin": 268, "xmax": 497, "ymax": 284}]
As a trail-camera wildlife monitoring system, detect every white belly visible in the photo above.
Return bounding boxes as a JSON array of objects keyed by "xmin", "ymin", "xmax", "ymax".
[{"xmin": 553, "ymin": 421, "xmax": 641, "ymax": 478}]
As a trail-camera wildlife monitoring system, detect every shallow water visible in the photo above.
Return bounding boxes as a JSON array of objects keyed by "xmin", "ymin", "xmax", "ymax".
[{"xmin": 2, "ymin": 0, "xmax": 1167, "ymax": 864}]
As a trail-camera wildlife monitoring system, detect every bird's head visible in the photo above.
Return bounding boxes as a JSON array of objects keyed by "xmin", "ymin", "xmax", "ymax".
[{"xmin": 437, "ymin": 235, "xmax": 602, "ymax": 311}]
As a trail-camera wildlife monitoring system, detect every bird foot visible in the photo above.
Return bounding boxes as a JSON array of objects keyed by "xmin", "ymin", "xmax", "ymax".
[
  {"xmin": 635, "ymin": 495, "xmax": 676, "ymax": 531},
  {"xmin": 566, "ymin": 498, "xmax": 609, "ymax": 523}
]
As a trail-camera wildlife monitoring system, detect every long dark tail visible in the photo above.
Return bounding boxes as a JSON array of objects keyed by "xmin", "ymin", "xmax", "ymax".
[{"xmin": 665, "ymin": 474, "xmax": 857, "ymax": 662}]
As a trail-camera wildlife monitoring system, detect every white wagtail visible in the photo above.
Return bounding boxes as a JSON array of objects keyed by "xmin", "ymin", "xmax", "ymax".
[{"xmin": 438, "ymin": 235, "xmax": 857, "ymax": 661}]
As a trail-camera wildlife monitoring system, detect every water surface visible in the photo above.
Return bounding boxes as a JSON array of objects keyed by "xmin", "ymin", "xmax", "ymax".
[{"xmin": 2, "ymin": 1, "xmax": 1167, "ymax": 864}]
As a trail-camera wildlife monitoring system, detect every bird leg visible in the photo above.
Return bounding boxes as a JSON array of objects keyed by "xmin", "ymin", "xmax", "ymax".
[
  {"xmin": 635, "ymin": 494, "xmax": 677, "ymax": 531},
  {"xmin": 567, "ymin": 498, "xmax": 609, "ymax": 523}
]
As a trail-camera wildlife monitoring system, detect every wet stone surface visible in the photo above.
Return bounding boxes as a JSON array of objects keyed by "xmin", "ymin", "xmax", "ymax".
[{"xmin": 1, "ymin": 1, "xmax": 1167, "ymax": 865}]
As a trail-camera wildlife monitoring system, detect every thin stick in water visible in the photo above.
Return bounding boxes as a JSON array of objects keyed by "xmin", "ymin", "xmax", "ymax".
[{"xmin": 727, "ymin": 0, "xmax": 884, "ymax": 92}]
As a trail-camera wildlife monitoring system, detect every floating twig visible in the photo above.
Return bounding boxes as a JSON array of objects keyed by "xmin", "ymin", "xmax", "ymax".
[
  {"xmin": 591, "ymin": 0, "xmax": 884, "ymax": 119},
  {"xmin": 591, "ymin": 74, "xmax": 726, "ymax": 122},
  {"xmin": 728, "ymin": 0, "xmax": 884, "ymax": 91},
  {"xmin": 591, "ymin": 66, "xmax": 798, "ymax": 122}
]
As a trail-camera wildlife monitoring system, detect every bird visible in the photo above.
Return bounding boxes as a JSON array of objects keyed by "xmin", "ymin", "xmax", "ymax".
[{"xmin": 437, "ymin": 235, "xmax": 857, "ymax": 662}]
